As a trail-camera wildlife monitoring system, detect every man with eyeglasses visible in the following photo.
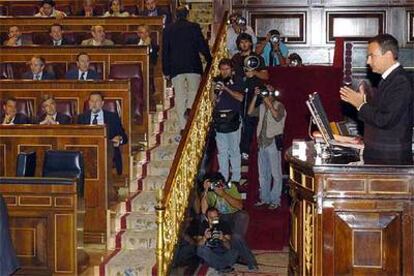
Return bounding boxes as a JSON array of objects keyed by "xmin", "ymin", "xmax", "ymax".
[{"xmin": 339, "ymin": 34, "xmax": 413, "ymax": 165}]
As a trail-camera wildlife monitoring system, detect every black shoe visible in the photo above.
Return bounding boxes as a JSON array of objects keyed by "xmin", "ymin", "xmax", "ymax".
[{"xmin": 218, "ymin": 266, "xmax": 234, "ymax": 273}]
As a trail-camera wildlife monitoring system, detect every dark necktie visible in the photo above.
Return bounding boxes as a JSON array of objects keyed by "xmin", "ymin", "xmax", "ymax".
[
  {"xmin": 92, "ymin": 114, "xmax": 98, "ymax": 125},
  {"xmin": 35, "ymin": 74, "xmax": 40, "ymax": 80},
  {"xmin": 80, "ymin": 72, "xmax": 86, "ymax": 80}
]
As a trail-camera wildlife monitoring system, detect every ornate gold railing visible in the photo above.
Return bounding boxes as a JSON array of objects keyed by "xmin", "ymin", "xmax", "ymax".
[{"xmin": 156, "ymin": 11, "xmax": 229, "ymax": 276}]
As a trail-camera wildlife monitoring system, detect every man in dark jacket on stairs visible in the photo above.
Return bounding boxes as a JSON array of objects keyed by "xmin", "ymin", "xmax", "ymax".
[{"xmin": 162, "ymin": 6, "xmax": 212, "ymax": 132}]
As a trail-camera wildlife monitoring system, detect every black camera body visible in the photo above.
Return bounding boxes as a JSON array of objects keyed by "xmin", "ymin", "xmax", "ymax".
[
  {"xmin": 206, "ymin": 218, "xmax": 222, "ymax": 248},
  {"xmin": 259, "ymin": 88, "xmax": 280, "ymax": 98},
  {"xmin": 212, "ymin": 76, "xmax": 233, "ymax": 95},
  {"xmin": 206, "ymin": 174, "xmax": 232, "ymax": 191},
  {"xmin": 208, "ymin": 179, "xmax": 224, "ymax": 191}
]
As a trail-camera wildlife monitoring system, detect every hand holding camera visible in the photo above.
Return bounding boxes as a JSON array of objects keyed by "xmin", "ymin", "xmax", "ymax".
[{"xmin": 213, "ymin": 76, "xmax": 233, "ymax": 95}]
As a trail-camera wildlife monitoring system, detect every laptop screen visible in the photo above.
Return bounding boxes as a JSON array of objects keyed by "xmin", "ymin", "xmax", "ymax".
[{"xmin": 306, "ymin": 92, "xmax": 334, "ymax": 143}]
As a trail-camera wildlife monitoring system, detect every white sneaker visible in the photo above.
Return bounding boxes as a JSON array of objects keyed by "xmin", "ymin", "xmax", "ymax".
[
  {"xmin": 254, "ymin": 201, "xmax": 268, "ymax": 207},
  {"xmin": 268, "ymin": 203, "xmax": 281, "ymax": 210}
]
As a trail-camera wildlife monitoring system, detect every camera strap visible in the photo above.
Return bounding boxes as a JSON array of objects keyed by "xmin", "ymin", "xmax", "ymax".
[{"xmin": 269, "ymin": 42, "xmax": 275, "ymax": 66}]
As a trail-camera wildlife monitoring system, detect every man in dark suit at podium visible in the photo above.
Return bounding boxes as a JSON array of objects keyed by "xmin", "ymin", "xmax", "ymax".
[
  {"xmin": 340, "ymin": 34, "xmax": 413, "ymax": 165},
  {"xmin": 77, "ymin": 92, "xmax": 128, "ymax": 174}
]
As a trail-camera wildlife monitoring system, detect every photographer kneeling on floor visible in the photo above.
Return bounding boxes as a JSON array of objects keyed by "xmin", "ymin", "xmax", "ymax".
[
  {"xmin": 196, "ymin": 207, "xmax": 258, "ymax": 272},
  {"xmin": 200, "ymin": 172, "xmax": 249, "ymax": 237}
]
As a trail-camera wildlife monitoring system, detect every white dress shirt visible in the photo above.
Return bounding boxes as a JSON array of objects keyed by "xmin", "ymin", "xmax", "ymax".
[
  {"xmin": 78, "ymin": 70, "xmax": 88, "ymax": 80},
  {"xmin": 382, "ymin": 62, "xmax": 400, "ymax": 80},
  {"xmin": 33, "ymin": 71, "xmax": 43, "ymax": 80},
  {"xmin": 90, "ymin": 109, "xmax": 104, "ymax": 125},
  {"xmin": 2, "ymin": 116, "xmax": 15, "ymax": 125}
]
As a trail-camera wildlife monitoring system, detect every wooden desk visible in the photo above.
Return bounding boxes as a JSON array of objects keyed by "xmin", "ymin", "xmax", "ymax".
[
  {"xmin": 0, "ymin": 177, "xmax": 78, "ymax": 275},
  {"xmin": 286, "ymin": 144, "xmax": 414, "ymax": 275},
  {"xmin": 0, "ymin": 80, "xmax": 132, "ymax": 182},
  {"xmin": 0, "ymin": 125, "xmax": 111, "ymax": 243}
]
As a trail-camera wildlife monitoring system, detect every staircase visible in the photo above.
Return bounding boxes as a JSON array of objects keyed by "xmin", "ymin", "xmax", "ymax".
[{"xmin": 101, "ymin": 90, "xmax": 182, "ymax": 275}]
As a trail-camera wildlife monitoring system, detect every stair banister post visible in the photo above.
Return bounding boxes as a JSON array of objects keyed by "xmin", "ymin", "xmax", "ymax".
[{"xmin": 155, "ymin": 188, "xmax": 165, "ymax": 276}]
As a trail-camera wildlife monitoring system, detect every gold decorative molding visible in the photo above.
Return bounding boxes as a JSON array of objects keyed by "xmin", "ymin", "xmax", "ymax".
[
  {"xmin": 303, "ymin": 203, "xmax": 313, "ymax": 275},
  {"xmin": 156, "ymin": 12, "xmax": 229, "ymax": 276}
]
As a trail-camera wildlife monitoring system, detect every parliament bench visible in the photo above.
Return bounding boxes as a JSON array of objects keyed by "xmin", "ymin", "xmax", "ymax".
[
  {"xmin": 0, "ymin": 125, "xmax": 112, "ymax": 243},
  {"xmin": 0, "ymin": 17, "xmax": 165, "ymax": 104},
  {"xmin": 0, "ymin": 0, "xmax": 171, "ymax": 16},
  {"xmin": 0, "ymin": 29, "xmax": 160, "ymax": 47},
  {"xmin": 0, "ymin": 80, "xmax": 133, "ymax": 183},
  {"xmin": 0, "ymin": 177, "xmax": 80, "ymax": 275},
  {"xmin": 0, "ymin": 47, "xmax": 150, "ymax": 139}
]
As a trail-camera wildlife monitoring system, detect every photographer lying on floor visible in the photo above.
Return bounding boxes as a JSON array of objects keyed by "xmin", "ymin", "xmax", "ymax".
[{"xmin": 195, "ymin": 207, "xmax": 258, "ymax": 272}]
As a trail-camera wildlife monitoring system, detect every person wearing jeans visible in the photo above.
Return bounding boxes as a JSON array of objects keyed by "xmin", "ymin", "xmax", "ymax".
[
  {"xmin": 195, "ymin": 207, "xmax": 258, "ymax": 272},
  {"xmin": 212, "ymin": 58, "xmax": 244, "ymax": 184},
  {"xmin": 248, "ymin": 84, "xmax": 286, "ymax": 209}
]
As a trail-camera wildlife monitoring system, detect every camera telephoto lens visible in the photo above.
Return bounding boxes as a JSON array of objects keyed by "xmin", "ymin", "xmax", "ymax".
[{"xmin": 270, "ymin": 34, "xmax": 280, "ymax": 44}]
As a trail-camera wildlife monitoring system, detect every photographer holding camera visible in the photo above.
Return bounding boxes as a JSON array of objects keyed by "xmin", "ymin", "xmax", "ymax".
[
  {"xmin": 256, "ymin": 29, "xmax": 289, "ymax": 67},
  {"xmin": 200, "ymin": 172, "xmax": 250, "ymax": 238},
  {"xmin": 248, "ymin": 84, "xmax": 286, "ymax": 209},
  {"xmin": 231, "ymin": 33, "xmax": 269, "ymax": 160},
  {"xmin": 227, "ymin": 13, "xmax": 257, "ymax": 56},
  {"xmin": 212, "ymin": 58, "xmax": 244, "ymax": 186},
  {"xmin": 196, "ymin": 207, "xmax": 258, "ymax": 272}
]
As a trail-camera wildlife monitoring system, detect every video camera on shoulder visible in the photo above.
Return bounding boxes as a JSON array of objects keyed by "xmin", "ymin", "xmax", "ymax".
[{"xmin": 212, "ymin": 75, "xmax": 233, "ymax": 95}]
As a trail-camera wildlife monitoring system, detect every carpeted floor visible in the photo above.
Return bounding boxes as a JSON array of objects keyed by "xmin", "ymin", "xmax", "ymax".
[
  {"xmin": 199, "ymin": 249, "xmax": 288, "ymax": 275},
  {"xmin": 175, "ymin": 136, "xmax": 291, "ymax": 275},
  {"xmin": 243, "ymin": 141, "xmax": 290, "ymax": 251}
]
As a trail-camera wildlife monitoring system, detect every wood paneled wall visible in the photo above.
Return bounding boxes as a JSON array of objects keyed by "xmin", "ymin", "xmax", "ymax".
[{"xmin": 226, "ymin": 0, "xmax": 413, "ymax": 71}]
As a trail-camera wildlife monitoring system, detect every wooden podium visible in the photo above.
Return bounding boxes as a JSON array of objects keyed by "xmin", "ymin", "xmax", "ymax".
[{"xmin": 286, "ymin": 143, "xmax": 414, "ymax": 275}]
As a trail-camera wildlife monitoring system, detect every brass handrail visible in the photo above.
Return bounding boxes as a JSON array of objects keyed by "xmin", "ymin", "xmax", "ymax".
[{"xmin": 156, "ymin": 11, "xmax": 229, "ymax": 276}]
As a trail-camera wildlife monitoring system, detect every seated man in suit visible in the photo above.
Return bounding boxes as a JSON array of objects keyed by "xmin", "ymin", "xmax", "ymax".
[
  {"xmin": 65, "ymin": 52, "xmax": 99, "ymax": 80},
  {"xmin": 49, "ymin": 23, "xmax": 70, "ymax": 46},
  {"xmin": 35, "ymin": 0, "xmax": 67, "ymax": 18},
  {"xmin": 78, "ymin": 92, "xmax": 128, "ymax": 174},
  {"xmin": 22, "ymin": 56, "xmax": 56, "ymax": 80},
  {"xmin": 137, "ymin": 25, "xmax": 159, "ymax": 65},
  {"xmin": 0, "ymin": 194, "xmax": 19, "ymax": 275},
  {"xmin": 1, "ymin": 97, "xmax": 30, "ymax": 124},
  {"xmin": 140, "ymin": 0, "xmax": 171, "ymax": 25},
  {"xmin": 81, "ymin": 25, "xmax": 114, "ymax": 46},
  {"xmin": 37, "ymin": 95, "xmax": 71, "ymax": 125},
  {"xmin": 3, "ymin": 26, "xmax": 30, "ymax": 47}
]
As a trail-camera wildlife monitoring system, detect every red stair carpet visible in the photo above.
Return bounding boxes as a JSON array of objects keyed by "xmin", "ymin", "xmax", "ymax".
[{"xmin": 243, "ymin": 140, "xmax": 290, "ymax": 251}]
